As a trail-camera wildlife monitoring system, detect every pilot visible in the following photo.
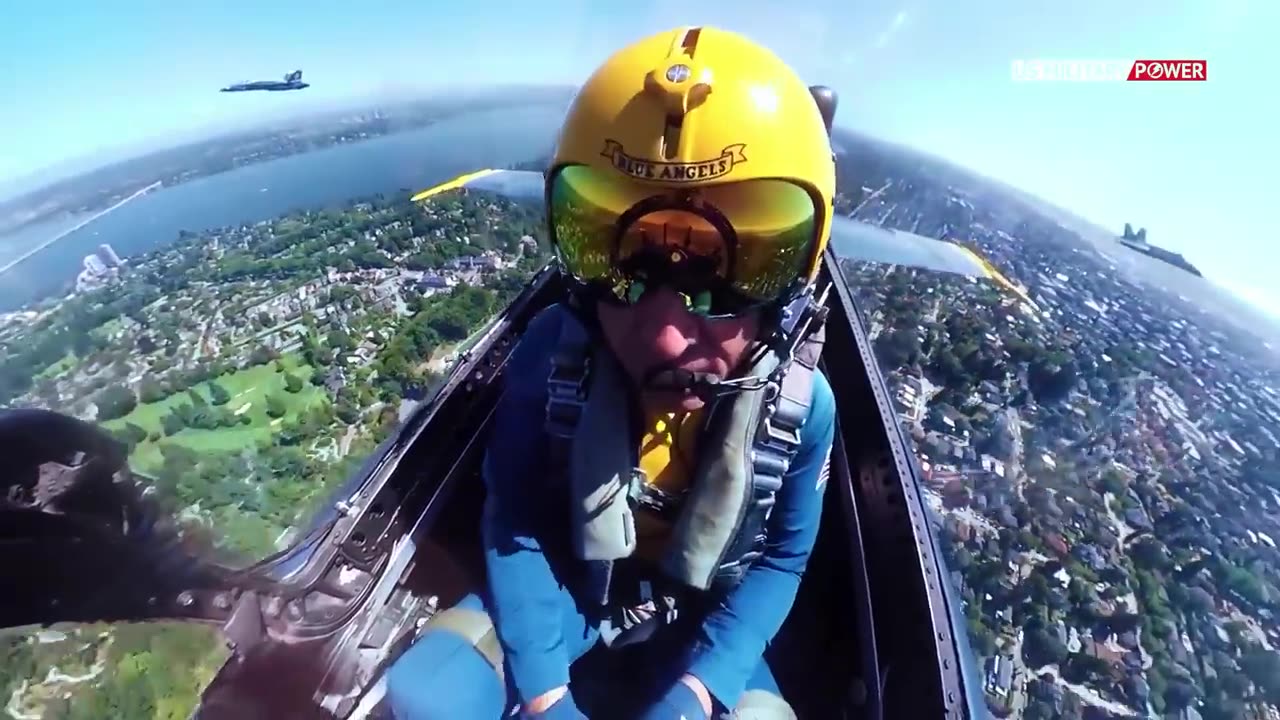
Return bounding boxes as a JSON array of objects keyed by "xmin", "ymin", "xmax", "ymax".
[{"xmin": 386, "ymin": 26, "xmax": 838, "ymax": 720}]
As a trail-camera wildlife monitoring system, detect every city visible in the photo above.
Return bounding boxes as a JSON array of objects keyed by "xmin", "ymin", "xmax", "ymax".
[
  {"xmin": 834, "ymin": 130, "xmax": 1280, "ymax": 719},
  {"xmin": 0, "ymin": 186, "xmax": 549, "ymax": 720},
  {"xmin": 0, "ymin": 136, "xmax": 1277, "ymax": 720}
]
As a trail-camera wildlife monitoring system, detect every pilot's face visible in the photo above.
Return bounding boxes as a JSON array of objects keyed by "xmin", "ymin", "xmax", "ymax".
[{"xmin": 596, "ymin": 286, "xmax": 760, "ymax": 413}]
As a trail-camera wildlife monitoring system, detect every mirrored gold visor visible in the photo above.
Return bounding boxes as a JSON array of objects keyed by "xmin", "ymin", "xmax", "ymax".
[{"xmin": 548, "ymin": 164, "xmax": 819, "ymax": 314}]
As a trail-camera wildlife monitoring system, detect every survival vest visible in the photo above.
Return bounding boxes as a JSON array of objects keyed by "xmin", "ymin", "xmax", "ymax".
[{"xmin": 543, "ymin": 289, "xmax": 829, "ymax": 597}]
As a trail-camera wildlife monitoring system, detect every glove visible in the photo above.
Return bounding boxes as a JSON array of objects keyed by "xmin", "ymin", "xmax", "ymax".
[
  {"xmin": 638, "ymin": 681, "xmax": 709, "ymax": 720},
  {"xmin": 531, "ymin": 691, "xmax": 587, "ymax": 720}
]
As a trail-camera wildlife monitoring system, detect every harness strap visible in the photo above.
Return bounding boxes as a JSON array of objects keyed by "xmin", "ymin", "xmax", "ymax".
[
  {"xmin": 715, "ymin": 324, "xmax": 822, "ymax": 580},
  {"xmin": 543, "ymin": 300, "xmax": 826, "ymax": 589},
  {"xmin": 424, "ymin": 606, "xmax": 505, "ymax": 684},
  {"xmin": 546, "ymin": 315, "xmax": 591, "ymax": 467}
]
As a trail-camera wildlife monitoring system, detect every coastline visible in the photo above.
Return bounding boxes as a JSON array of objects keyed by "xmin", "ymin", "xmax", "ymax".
[{"xmin": 0, "ymin": 181, "xmax": 162, "ymax": 277}]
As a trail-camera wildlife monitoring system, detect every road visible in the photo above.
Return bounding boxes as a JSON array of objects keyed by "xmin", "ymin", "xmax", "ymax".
[
  {"xmin": 0, "ymin": 181, "xmax": 162, "ymax": 276},
  {"xmin": 338, "ymin": 424, "xmax": 358, "ymax": 457},
  {"xmin": 1032, "ymin": 665, "xmax": 1138, "ymax": 717},
  {"xmin": 1006, "ymin": 632, "xmax": 1029, "ymax": 717},
  {"xmin": 1102, "ymin": 491, "xmax": 1138, "ymax": 545}
]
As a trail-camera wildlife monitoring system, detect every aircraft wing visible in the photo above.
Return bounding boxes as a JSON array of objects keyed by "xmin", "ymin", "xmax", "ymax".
[{"xmin": 410, "ymin": 169, "xmax": 1032, "ymax": 303}]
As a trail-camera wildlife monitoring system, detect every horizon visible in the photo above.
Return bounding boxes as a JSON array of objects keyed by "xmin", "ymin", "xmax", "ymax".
[{"xmin": 2, "ymin": 0, "xmax": 1275, "ymax": 317}]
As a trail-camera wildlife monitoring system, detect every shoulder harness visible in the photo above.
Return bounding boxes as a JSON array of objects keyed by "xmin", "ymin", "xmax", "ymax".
[{"xmin": 544, "ymin": 288, "xmax": 829, "ymax": 593}]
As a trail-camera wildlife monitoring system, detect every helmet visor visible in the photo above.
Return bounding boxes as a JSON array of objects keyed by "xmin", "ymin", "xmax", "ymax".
[{"xmin": 548, "ymin": 164, "xmax": 819, "ymax": 316}]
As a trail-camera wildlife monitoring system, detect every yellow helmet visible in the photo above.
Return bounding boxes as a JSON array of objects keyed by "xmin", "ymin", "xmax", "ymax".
[{"xmin": 545, "ymin": 26, "xmax": 836, "ymax": 317}]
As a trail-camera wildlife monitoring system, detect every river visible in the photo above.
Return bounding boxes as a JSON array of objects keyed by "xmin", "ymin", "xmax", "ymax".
[{"xmin": 0, "ymin": 104, "xmax": 565, "ymax": 311}]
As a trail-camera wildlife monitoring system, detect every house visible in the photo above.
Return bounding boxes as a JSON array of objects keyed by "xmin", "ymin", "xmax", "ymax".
[
  {"xmin": 985, "ymin": 655, "xmax": 1015, "ymax": 699},
  {"xmin": 325, "ymin": 367, "xmax": 347, "ymax": 395},
  {"xmin": 1126, "ymin": 675, "xmax": 1150, "ymax": 705},
  {"xmin": 419, "ymin": 273, "xmax": 455, "ymax": 290},
  {"xmin": 996, "ymin": 658, "xmax": 1014, "ymax": 699},
  {"xmin": 1073, "ymin": 544, "xmax": 1108, "ymax": 572},
  {"xmin": 1045, "ymin": 533, "xmax": 1071, "ymax": 557},
  {"xmin": 1084, "ymin": 638, "xmax": 1127, "ymax": 681},
  {"xmin": 1118, "ymin": 631, "xmax": 1140, "ymax": 651}
]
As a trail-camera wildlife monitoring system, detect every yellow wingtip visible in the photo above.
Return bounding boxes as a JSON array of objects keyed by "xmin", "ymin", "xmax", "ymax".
[
  {"xmin": 410, "ymin": 168, "xmax": 503, "ymax": 202},
  {"xmin": 954, "ymin": 244, "xmax": 1039, "ymax": 309}
]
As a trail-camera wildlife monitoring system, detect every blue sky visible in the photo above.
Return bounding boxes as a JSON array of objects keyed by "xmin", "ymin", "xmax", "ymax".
[{"xmin": 2, "ymin": 0, "xmax": 1275, "ymax": 314}]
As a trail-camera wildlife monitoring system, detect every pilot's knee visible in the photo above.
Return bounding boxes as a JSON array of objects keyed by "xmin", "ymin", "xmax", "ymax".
[
  {"xmin": 731, "ymin": 689, "xmax": 798, "ymax": 720},
  {"xmin": 385, "ymin": 604, "xmax": 507, "ymax": 720}
]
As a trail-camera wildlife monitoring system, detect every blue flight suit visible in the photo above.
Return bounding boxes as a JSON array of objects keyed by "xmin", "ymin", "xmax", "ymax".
[{"xmin": 386, "ymin": 304, "xmax": 836, "ymax": 718}]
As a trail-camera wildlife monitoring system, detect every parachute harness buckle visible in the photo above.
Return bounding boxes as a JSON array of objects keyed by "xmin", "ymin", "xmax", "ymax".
[{"xmin": 546, "ymin": 345, "xmax": 590, "ymax": 441}]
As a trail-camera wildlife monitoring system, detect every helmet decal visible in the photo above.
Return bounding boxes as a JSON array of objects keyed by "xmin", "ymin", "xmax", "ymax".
[{"xmin": 600, "ymin": 140, "xmax": 748, "ymax": 183}]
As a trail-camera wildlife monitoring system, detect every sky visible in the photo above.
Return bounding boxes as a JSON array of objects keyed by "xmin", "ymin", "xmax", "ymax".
[{"xmin": 1, "ymin": 0, "xmax": 1276, "ymax": 314}]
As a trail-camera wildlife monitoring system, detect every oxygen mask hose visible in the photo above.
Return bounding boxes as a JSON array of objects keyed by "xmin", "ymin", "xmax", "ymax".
[{"xmin": 643, "ymin": 367, "xmax": 769, "ymax": 401}]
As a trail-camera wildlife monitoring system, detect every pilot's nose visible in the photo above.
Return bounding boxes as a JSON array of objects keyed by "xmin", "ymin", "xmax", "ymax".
[{"xmin": 633, "ymin": 286, "xmax": 701, "ymax": 359}]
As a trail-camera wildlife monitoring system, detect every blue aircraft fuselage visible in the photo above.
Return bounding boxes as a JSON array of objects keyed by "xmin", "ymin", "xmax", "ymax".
[{"xmin": 220, "ymin": 81, "xmax": 310, "ymax": 93}]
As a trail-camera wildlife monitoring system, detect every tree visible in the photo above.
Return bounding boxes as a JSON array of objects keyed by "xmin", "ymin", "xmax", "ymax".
[
  {"xmin": 967, "ymin": 618, "xmax": 997, "ymax": 657},
  {"xmin": 138, "ymin": 375, "xmax": 168, "ymax": 404},
  {"xmin": 110, "ymin": 427, "xmax": 141, "ymax": 452},
  {"xmin": 335, "ymin": 403, "xmax": 361, "ymax": 425},
  {"xmin": 1217, "ymin": 668, "xmax": 1251, "ymax": 699},
  {"xmin": 284, "ymin": 373, "xmax": 303, "ymax": 393},
  {"xmin": 265, "ymin": 394, "xmax": 287, "ymax": 419},
  {"xmin": 1067, "ymin": 578, "xmax": 1090, "ymax": 606},
  {"xmin": 1025, "ymin": 571, "xmax": 1051, "ymax": 606},
  {"xmin": 123, "ymin": 422, "xmax": 148, "ymax": 445},
  {"xmin": 1223, "ymin": 565, "xmax": 1266, "ymax": 607},
  {"xmin": 161, "ymin": 411, "xmax": 186, "ymax": 437},
  {"xmin": 1186, "ymin": 586, "xmax": 1215, "ymax": 616},
  {"xmin": 1100, "ymin": 466, "xmax": 1128, "ymax": 495},
  {"xmin": 377, "ymin": 377, "xmax": 403, "ymax": 404},
  {"xmin": 1163, "ymin": 679, "xmax": 1198, "ymax": 712},
  {"xmin": 249, "ymin": 344, "xmax": 279, "ymax": 366},
  {"xmin": 209, "ymin": 382, "xmax": 232, "ymax": 406},
  {"xmin": 1022, "ymin": 698, "xmax": 1056, "ymax": 720},
  {"xmin": 877, "ymin": 328, "xmax": 922, "ymax": 369},
  {"xmin": 327, "ymin": 329, "xmax": 355, "ymax": 351},
  {"xmin": 1024, "ymin": 627, "xmax": 1068, "ymax": 668},
  {"xmin": 1062, "ymin": 652, "xmax": 1109, "ymax": 685},
  {"xmin": 96, "ymin": 385, "xmax": 137, "ymax": 421},
  {"xmin": 1148, "ymin": 665, "xmax": 1168, "ymax": 714},
  {"xmin": 1241, "ymin": 647, "xmax": 1280, "ymax": 703},
  {"xmin": 1131, "ymin": 537, "xmax": 1169, "ymax": 570}
]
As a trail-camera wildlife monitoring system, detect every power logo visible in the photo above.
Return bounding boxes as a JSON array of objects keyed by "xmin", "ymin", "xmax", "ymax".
[
  {"xmin": 1128, "ymin": 60, "xmax": 1207, "ymax": 81},
  {"xmin": 1011, "ymin": 59, "xmax": 1207, "ymax": 83}
]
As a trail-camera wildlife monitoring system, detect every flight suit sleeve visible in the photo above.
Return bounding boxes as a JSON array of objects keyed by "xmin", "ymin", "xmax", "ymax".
[
  {"xmin": 480, "ymin": 306, "xmax": 573, "ymax": 702},
  {"xmin": 683, "ymin": 369, "xmax": 837, "ymax": 709}
]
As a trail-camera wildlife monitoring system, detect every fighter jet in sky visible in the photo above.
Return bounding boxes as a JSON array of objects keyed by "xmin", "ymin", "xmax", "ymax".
[{"xmin": 220, "ymin": 70, "xmax": 309, "ymax": 93}]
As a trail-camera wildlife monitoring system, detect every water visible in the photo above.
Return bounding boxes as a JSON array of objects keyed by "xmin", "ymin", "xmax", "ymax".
[
  {"xmin": 0, "ymin": 104, "xmax": 564, "ymax": 310},
  {"xmin": 0, "ymin": 214, "xmax": 94, "ymax": 267}
]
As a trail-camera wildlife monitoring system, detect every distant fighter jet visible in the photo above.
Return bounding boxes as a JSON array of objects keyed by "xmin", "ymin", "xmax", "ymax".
[{"xmin": 220, "ymin": 70, "xmax": 309, "ymax": 93}]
